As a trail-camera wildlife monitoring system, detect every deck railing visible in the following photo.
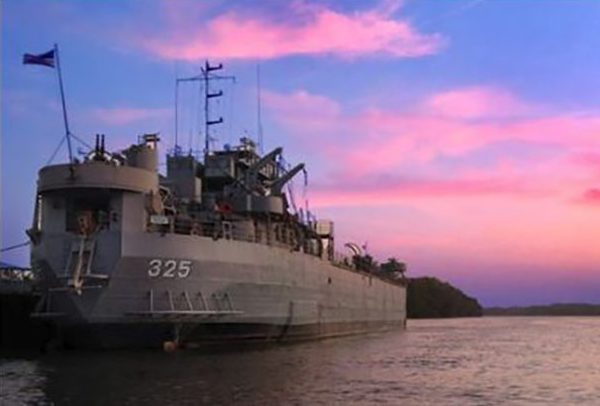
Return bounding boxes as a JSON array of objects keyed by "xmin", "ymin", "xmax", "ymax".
[{"xmin": 148, "ymin": 216, "xmax": 407, "ymax": 286}]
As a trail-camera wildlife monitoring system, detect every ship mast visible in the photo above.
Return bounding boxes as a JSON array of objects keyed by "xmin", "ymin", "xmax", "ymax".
[
  {"xmin": 203, "ymin": 61, "xmax": 223, "ymax": 156},
  {"xmin": 174, "ymin": 61, "xmax": 234, "ymax": 158},
  {"xmin": 256, "ymin": 63, "xmax": 264, "ymax": 155},
  {"xmin": 202, "ymin": 61, "xmax": 236, "ymax": 156}
]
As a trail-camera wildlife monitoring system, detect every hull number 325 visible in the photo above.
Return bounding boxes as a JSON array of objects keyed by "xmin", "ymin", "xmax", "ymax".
[{"xmin": 147, "ymin": 259, "xmax": 192, "ymax": 278}]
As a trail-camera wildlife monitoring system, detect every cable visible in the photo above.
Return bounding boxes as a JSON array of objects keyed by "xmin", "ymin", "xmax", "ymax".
[
  {"xmin": 1, "ymin": 241, "xmax": 31, "ymax": 253},
  {"xmin": 46, "ymin": 135, "xmax": 66, "ymax": 165},
  {"xmin": 70, "ymin": 132, "xmax": 93, "ymax": 149},
  {"xmin": 46, "ymin": 132, "xmax": 93, "ymax": 165}
]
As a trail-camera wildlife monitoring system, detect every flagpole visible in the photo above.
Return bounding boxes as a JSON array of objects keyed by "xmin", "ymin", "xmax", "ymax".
[{"xmin": 54, "ymin": 43, "xmax": 73, "ymax": 164}]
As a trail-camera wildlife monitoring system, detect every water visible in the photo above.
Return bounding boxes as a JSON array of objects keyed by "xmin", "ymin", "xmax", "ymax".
[{"xmin": 1, "ymin": 317, "xmax": 599, "ymax": 405}]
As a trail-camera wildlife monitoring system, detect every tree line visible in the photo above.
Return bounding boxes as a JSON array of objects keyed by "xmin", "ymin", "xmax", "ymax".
[{"xmin": 354, "ymin": 255, "xmax": 483, "ymax": 318}]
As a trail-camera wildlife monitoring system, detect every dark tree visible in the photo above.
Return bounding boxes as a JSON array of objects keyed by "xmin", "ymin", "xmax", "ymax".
[
  {"xmin": 380, "ymin": 257, "xmax": 407, "ymax": 275},
  {"xmin": 353, "ymin": 254, "xmax": 378, "ymax": 272},
  {"xmin": 407, "ymin": 277, "xmax": 482, "ymax": 318}
]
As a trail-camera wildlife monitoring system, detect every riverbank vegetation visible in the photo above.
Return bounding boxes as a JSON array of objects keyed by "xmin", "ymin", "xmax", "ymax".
[
  {"xmin": 407, "ymin": 277, "xmax": 483, "ymax": 319},
  {"xmin": 362, "ymin": 256, "xmax": 482, "ymax": 318},
  {"xmin": 484, "ymin": 303, "xmax": 600, "ymax": 316}
]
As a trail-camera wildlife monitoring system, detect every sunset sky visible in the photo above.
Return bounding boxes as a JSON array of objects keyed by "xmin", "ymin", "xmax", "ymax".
[{"xmin": 2, "ymin": 0, "xmax": 599, "ymax": 306}]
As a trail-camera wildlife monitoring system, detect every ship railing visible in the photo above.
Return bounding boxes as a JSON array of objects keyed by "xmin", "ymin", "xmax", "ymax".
[
  {"xmin": 169, "ymin": 218, "xmax": 256, "ymax": 243},
  {"xmin": 153, "ymin": 217, "xmax": 407, "ymax": 286},
  {"xmin": 158, "ymin": 217, "xmax": 323, "ymax": 253},
  {"xmin": 330, "ymin": 251, "xmax": 408, "ymax": 287},
  {"xmin": 0, "ymin": 268, "xmax": 35, "ymax": 281},
  {"xmin": 333, "ymin": 251, "xmax": 354, "ymax": 270},
  {"xmin": 0, "ymin": 268, "xmax": 35, "ymax": 295},
  {"xmin": 172, "ymin": 217, "xmax": 193, "ymax": 235}
]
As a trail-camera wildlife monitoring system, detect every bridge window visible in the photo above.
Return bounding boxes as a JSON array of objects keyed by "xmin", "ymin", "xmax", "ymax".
[{"xmin": 65, "ymin": 190, "xmax": 112, "ymax": 233}]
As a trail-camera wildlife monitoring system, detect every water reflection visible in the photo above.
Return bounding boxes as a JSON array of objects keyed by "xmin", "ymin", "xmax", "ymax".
[
  {"xmin": 2, "ymin": 317, "xmax": 599, "ymax": 405},
  {"xmin": 0, "ymin": 359, "xmax": 47, "ymax": 405}
]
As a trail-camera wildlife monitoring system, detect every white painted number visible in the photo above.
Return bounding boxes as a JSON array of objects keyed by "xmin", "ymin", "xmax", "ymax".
[
  {"xmin": 163, "ymin": 260, "xmax": 177, "ymax": 278},
  {"xmin": 148, "ymin": 259, "xmax": 162, "ymax": 277},
  {"xmin": 178, "ymin": 260, "xmax": 192, "ymax": 278},
  {"xmin": 147, "ymin": 259, "xmax": 193, "ymax": 278}
]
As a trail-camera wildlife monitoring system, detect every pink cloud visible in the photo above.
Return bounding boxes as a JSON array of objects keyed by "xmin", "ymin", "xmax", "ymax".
[
  {"xmin": 266, "ymin": 86, "xmax": 600, "ymax": 286},
  {"xmin": 308, "ymin": 176, "xmax": 546, "ymax": 208},
  {"xmin": 425, "ymin": 86, "xmax": 533, "ymax": 119},
  {"xmin": 265, "ymin": 87, "xmax": 600, "ymax": 175},
  {"xmin": 347, "ymin": 113, "xmax": 600, "ymax": 176},
  {"xmin": 263, "ymin": 86, "xmax": 600, "ymax": 216},
  {"xmin": 139, "ymin": 1, "xmax": 444, "ymax": 60},
  {"xmin": 572, "ymin": 152, "xmax": 600, "ymax": 176},
  {"xmin": 580, "ymin": 188, "xmax": 600, "ymax": 205},
  {"xmin": 263, "ymin": 90, "xmax": 341, "ymax": 118},
  {"xmin": 89, "ymin": 107, "xmax": 172, "ymax": 126},
  {"xmin": 317, "ymin": 194, "xmax": 600, "ymax": 278}
]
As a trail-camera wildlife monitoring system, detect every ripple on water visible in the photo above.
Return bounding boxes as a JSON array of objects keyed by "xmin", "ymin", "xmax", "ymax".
[{"xmin": 1, "ymin": 317, "xmax": 600, "ymax": 405}]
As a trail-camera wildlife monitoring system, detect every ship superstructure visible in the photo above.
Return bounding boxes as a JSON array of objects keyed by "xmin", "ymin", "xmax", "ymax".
[{"xmin": 28, "ymin": 64, "xmax": 407, "ymax": 348}]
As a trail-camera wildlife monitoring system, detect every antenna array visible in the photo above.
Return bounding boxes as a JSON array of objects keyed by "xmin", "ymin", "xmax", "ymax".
[{"xmin": 174, "ymin": 60, "xmax": 235, "ymax": 158}]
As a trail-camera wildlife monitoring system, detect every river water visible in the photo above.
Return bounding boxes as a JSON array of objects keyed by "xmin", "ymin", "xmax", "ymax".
[{"xmin": 1, "ymin": 317, "xmax": 599, "ymax": 405}]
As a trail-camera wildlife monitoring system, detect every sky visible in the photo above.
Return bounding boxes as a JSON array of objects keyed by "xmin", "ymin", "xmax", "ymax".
[{"xmin": 2, "ymin": 0, "xmax": 600, "ymax": 306}]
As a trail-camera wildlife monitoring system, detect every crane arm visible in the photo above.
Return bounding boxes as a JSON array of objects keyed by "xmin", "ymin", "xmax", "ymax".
[{"xmin": 270, "ymin": 163, "xmax": 305, "ymax": 194}]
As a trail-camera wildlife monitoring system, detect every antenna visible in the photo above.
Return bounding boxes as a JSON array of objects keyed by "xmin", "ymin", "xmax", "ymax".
[
  {"xmin": 256, "ymin": 63, "xmax": 264, "ymax": 155},
  {"xmin": 174, "ymin": 77, "xmax": 179, "ymax": 155},
  {"xmin": 203, "ymin": 61, "xmax": 224, "ymax": 156},
  {"xmin": 175, "ymin": 62, "xmax": 234, "ymax": 158}
]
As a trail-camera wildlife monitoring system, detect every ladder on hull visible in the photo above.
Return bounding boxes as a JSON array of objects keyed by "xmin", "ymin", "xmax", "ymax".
[
  {"xmin": 61, "ymin": 236, "xmax": 109, "ymax": 294},
  {"xmin": 126, "ymin": 290, "xmax": 243, "ymax": 321}
]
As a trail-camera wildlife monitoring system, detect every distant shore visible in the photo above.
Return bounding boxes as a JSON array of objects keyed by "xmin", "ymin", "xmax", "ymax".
[
  {"xmin": 407, "ymin": 277, "xmax": 482, "ymax": 319},
  {"xmin": 484, "ymin": 303, "xmax": 600, "ymax": 316}
]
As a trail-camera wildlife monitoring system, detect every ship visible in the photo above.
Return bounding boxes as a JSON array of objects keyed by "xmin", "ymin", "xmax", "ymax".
[{"xmin": 27, "ymin": 63, "xmax": 407, "ymax": 349}]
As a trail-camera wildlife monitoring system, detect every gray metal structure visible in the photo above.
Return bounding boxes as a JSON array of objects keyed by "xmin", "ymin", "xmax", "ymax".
[{"xmin": 28, "ymin": 68, "xmax": 406, "ymax": 349}]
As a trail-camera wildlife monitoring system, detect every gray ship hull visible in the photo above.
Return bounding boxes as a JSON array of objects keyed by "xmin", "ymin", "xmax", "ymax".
[
  {"xmin": 27, "ymin": 70, "xmax": 407, "ymax": 349},
  {"xmin": 34, "ymin": 232, "xmax": 406, "ymax": 349}
]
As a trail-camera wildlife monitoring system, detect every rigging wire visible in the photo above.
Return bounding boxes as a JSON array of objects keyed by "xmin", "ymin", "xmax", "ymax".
[
  {"xmin": 213, "ymin": 92, "xmax": 223, "ymax": 150},
  {"xmin": 196, "ymin": 79, "xmax": 204, "ymax": 157},
  {"xmin": 46, "ymin": 131, "xmax": 95, "ymax": 165},
  {"xmin": 228, "ymin": 77, "xmax": 235, "ymax": 146},
  {"xmin": 188, "ymin": 83, "xmax": 195, "ymax": 154},
  {"xmin": 256, "ymin": 63, "xmax": 264, "ymax": 154},
  {"xmin": 46, "ymin": 135, "xmax": 66, "ymax": 165},
  {"xmin": 0, "ymin": 241, "xmax": 31, "ymax": 253},
  {"xmin": 70, "ymin": 132, "xmax": 93, "ymax": 149},
  {"xmin": 174, "ymin": 78, "xmax": 179, "ymax": 152}
]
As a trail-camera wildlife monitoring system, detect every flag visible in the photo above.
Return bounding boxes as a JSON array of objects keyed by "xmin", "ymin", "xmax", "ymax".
[{"xmin": 23, "ymin": 50, "xmax": 55, "ymax": 68}]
